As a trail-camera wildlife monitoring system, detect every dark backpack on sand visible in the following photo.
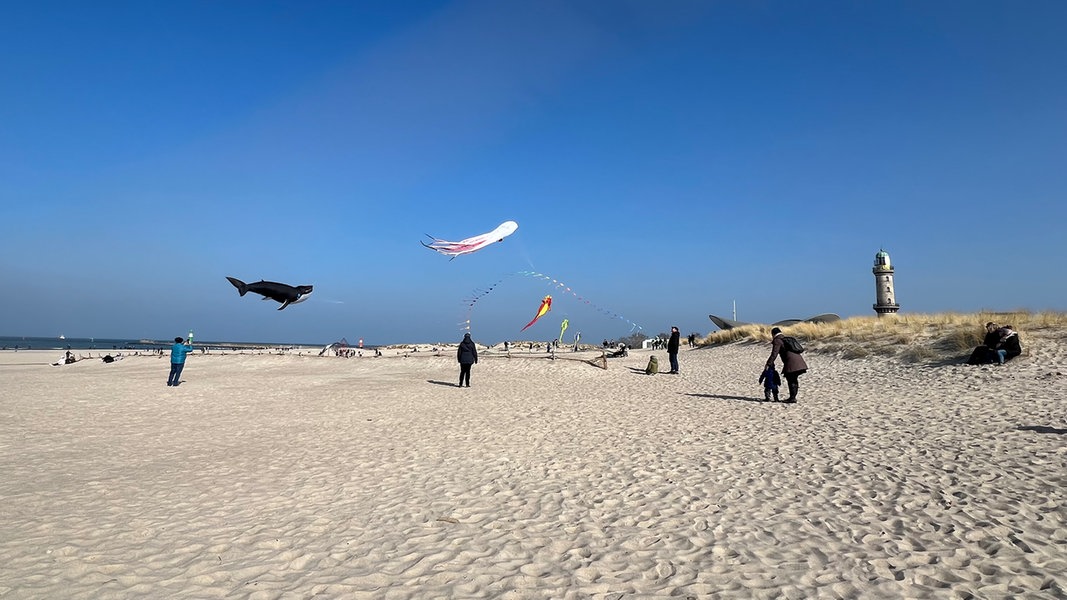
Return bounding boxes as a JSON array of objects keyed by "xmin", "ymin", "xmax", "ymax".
[
  {"xmin": 645, "ymin": 355, "xmax": 659, "ymax": 375},
  {"xmin": 782, "ymin": 336, "xmax": 804, "ymax": 354}
]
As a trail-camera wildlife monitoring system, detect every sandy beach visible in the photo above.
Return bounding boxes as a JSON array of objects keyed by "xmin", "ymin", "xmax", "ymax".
[{"xmin": 1, "ymin": 336, "xmax": 1065, "ymax": 599}]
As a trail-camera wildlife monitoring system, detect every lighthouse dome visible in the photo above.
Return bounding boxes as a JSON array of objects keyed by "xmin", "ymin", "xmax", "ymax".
[{"xmin": 874, "ymin": 249, "xmax": 892, "ymax": 271}]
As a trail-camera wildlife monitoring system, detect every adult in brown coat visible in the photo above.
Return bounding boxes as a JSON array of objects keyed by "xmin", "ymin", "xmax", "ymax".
[{"xmin": 766, "ymin": 327, "xmax": 808, "ymax": 403}]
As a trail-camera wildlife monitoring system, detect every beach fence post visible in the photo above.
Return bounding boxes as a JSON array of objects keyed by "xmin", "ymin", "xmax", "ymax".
[{"xmin": 587, "ymin": 351, "xmax": 608, "ymax": 370}]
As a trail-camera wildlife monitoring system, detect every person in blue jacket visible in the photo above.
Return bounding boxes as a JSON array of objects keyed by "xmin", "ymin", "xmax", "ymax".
[
  {"xmin": 758, "ymin": 364, "xmax": 781, "ymax": 402},
  {"xmin": 167, "ymin": 336, "xmax": 194, "ymax": 386}
]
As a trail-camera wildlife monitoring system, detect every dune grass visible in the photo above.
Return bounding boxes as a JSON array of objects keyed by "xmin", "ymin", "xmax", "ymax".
[{"xmin": 700, "ymin": 311, "xmax": 1067, "ymax": 363}]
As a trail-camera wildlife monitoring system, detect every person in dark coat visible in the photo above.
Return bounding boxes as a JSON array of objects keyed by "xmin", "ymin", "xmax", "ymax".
[
  {"xmin": 766, "ymin": 327, "xmax": 808, "ymax": 403},
  {"xmin": 967, "ymin": 322, "xmax": 1002, "ymax": 365},
  {"xmin": 457, "ymin": 333, "xmax": 478, "ymax": 387},
  {"xmin": 667, "ymin": 326, "xmax": 681, "ymax": 374},
  {"xmin": 984, "ymin": 322, "xmax": 1002, "ymax": 348}
]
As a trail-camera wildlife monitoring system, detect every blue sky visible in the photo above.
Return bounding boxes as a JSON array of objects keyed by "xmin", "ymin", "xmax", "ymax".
[{"xmin": 2, "ymin": 1, "xmax": 1064, "ymax": 345}]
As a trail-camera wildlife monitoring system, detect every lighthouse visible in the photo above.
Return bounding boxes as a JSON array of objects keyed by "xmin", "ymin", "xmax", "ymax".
[{"xmin": 872, "ymin": 249, "xmax": 900, "ymax": 316}]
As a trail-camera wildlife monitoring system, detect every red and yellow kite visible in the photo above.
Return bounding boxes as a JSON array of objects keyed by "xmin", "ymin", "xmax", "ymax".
[{"xmin": 520, "ymin": 295, "xmax": 552, "ymax": 332}]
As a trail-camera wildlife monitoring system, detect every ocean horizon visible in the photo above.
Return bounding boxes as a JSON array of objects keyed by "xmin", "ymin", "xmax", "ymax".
[{"xmin": 0, "ymin": 335, "xmax": 330, "ymax": 352}]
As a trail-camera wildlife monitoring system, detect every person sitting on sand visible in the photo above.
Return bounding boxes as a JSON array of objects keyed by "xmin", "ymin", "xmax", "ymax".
[
  {"xmin": 52, "ymin": 351, "xmax": 77, "ymax": 366},
  {"xmin": 993, "ymin": 325, "xmax": 1022, "ymax": 364},
  {"xmin": 967, "ymin": 322, "xmax": 1003, "ymax": 365}
]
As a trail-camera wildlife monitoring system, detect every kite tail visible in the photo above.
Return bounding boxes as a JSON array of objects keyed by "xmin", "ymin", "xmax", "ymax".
[{"xmin": 226, "ymin": 277, "xmax": 249, "ymax": 297}]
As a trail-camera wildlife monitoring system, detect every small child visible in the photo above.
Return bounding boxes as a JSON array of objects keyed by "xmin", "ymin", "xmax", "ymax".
[{"xmin": 758, "ymin": 365, "xmax": 781, "ymax": 402}]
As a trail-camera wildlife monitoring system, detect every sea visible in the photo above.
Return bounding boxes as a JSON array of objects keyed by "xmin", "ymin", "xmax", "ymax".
[{"xmin": 0, "ymin": 336, "xmax": 323, "ymax": 351}]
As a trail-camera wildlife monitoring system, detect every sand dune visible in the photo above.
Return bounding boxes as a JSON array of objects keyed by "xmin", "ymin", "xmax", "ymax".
[{"xmin": 1, "ymin": 336, "xmax": 1065, "ymax": 598}]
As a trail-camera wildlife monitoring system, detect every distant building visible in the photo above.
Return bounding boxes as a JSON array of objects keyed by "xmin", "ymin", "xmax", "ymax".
[{"xmin": 873, "ymin": 249, "xmax": 900, "ymax": 316}]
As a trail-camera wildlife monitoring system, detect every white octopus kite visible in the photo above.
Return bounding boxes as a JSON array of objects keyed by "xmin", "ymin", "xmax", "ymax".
[{"xmin": 422, "ymin": 220, "xmax": 518, "ymax": 259}]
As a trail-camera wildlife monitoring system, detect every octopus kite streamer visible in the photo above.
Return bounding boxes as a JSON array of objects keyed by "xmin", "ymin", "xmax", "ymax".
[
  {"xmin": 422, "ymin": 221, "xmax": 518, "ymax": 259},
  {"xmin": 461, "ymin": 271, "xmax": 642, "ymax": 334}
]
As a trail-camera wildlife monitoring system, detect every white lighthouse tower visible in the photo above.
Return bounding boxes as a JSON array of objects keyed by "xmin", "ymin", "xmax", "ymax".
[{"xmin": 873, "ymin": 249, "xmax": 900, "ymax": 316}]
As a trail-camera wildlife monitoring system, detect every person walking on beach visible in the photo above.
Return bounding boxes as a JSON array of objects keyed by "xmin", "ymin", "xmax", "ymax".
[
  {"xmin": 766, "ymin": 327, "xmax": 807, "ymax": 403},
  {"xmin": 758, "ymin": 364, "xmax": 781, "ymax": 402},
  {"xmin": 167, "ymin": 336, "xmax": 194, "ymax": 386},
  {"xmin": 457, "ymin": 333, "xmax": 478, "ymax": 387},
  {"xmin": 667, "ymin": 326, "xmax": 681, "ymax": 374}
]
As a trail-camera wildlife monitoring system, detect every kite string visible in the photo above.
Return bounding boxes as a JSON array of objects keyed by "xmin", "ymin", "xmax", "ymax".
[
  {"xmin": 510, "ymin": 228, "xmax": 537, "ymax": 271},
  {"xmin": 461, "ymin": 272, "xmax": 518, "ymax": 332},
  {"xmin": 462, "ymin": 270, "xmax": 642, "ymax": 333},
  {"xmin": 519, "ymin": 271, "xmax": 642, "ymax": 331}
]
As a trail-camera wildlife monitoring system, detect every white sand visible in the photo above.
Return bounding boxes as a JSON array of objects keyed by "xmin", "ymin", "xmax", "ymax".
[{"xmin": 1, "ymin": 336, "xmax": 1065, "ymax": 599}]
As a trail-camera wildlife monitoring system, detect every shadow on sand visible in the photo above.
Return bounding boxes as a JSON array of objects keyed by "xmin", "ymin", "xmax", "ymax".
[
  {"xmin": 1017, "ymin": 425, "xmax": 1067, "ymax": 435},
  {"xmin": 685, "ymin": 393, "xmax": 784, "ymax": 404},
  {"xmin": 427, "ymin": 380, "xmax": 460, "ymax": 388},
  {"xmin": 626, "ymin": 367, "xmax": 676, "ymax": 375}
]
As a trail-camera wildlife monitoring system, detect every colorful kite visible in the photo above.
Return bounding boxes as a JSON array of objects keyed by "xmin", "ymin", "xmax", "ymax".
[
  {"xmin": 521, "ymin": 295, "xmax": 552, "ymax": 332},
  {"xmin": 422, "ymin": 220, "xmax": 518, "ymax": 259},
  {"xmin": 460, "ymin": 271, "xmax": 642, "ymax": 334},
  {"xmin": 559, "ymin": 318, "xmax": 569, "ymax": 343}
]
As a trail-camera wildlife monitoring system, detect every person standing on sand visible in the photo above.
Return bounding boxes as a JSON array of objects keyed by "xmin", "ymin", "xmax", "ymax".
[
  {"xmin": 167, "ymin": 336, "xmax": 194, "ymax": 387},
  {"xmin": 667, "ymin": 326, "xmax": 681, "ymax": 374},
  {"xmin": 766, "ymin": 327, "xmax": 807, "ymax": 403},
  {"xmin": 457, "ymin": 333, "xmax": 478, "ymax": 387}
]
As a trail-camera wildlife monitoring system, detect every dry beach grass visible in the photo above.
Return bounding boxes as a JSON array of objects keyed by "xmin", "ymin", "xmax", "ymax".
[
  {"xmin": 1, "ymin": 313, "xmax": 1065, "ymax": 598},
  {"xmin": 703, "ymin": 311, "xmax": 1067, "ymax": 363}
]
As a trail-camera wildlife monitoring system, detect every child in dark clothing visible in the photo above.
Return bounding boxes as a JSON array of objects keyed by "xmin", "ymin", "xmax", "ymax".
[{"xmin": 758, "ymin": 365, "xmax": 781, "ymax": 402}]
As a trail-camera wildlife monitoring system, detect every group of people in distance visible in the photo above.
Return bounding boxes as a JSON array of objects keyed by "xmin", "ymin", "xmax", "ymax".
[
  {"xmin": 160, "ymin": 319, "xmax": 1016, "ymax": 398},
  {"xmin": 454, "ymin": 324, "xmax": 811, "ymax": 404},
  {"xmin": 968, "ymin": 322, "xmax": 1022, "ymax": 365}
]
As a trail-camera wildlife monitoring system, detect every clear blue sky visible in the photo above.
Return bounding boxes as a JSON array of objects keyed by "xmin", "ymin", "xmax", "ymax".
[{"xmin": 2, "ymin": 1, "xmax": 1064, "ymax": 345}]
